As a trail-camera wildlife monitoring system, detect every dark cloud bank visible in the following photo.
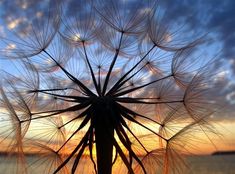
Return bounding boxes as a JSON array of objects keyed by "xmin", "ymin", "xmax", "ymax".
[
  {"xmin": 160, "ymin": 0, "xmax": 235, "ymax": 119},
  {"xmin": 1, "ymin": 0, "xmax": 234, "ymax": 62},
  {"xmin": 161, "ymin": 0, "xmax": 235, "ymax": 69}
]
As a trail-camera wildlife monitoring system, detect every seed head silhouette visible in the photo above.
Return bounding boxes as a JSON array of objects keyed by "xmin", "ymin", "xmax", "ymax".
[{"xmin": 0, "ymin": 0, "xmax": 223, "ymax": 174}]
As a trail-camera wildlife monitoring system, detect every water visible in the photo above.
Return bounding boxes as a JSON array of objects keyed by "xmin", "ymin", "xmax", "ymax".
[
  {"xmin": 185, "ymin": 155, "xmax": 235, "ymax": 174},
  {"xmin": 0, "ymin": 155, "xmax": 235, "ymax": 174}
]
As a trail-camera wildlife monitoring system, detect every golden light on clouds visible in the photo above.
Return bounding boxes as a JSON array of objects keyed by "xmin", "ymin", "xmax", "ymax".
[
  {"xmin": 5, "ymin": 43, "xmax": 16, "ymax": 50},
  {"xmin": 20, "ymin": 2, "xmax": 28, "ymax": 10},
  {"xmin": 164, "ymin": 33, "xmax": 172, "ymax": 43},
  {"xmin": 7, "ymin": 18, "xmax": 22, "ymax": 29},
  {"xmin": 36, "ymin": 11, "xmax": 43, "ymax": 18}
]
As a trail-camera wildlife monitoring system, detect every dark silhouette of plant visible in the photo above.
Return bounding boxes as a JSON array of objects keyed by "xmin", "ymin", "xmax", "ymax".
[{"xmin": 0, "ymin": 0, "xmax": 223, "ymax": 174}]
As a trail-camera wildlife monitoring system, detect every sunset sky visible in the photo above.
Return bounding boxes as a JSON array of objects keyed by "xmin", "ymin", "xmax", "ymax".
[
  {"xmin": 0, "ymin": 0, "xmax": 235, "ymax": 156},
  {"xmin": 154, "ymin": 0, "xmax": 235, "ymax": 154}
]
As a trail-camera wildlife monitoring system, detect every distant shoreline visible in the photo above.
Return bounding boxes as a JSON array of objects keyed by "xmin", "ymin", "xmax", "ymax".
[
  {"xmin": 212, "ymin": 151, "xmax": 235, "ymax": 156},
  {"xmin": 1, "ymin": 151, "xmax": 235, "ymax": 157},
  {"xmin": 0, "ymin": 152, "xmax": 40, "ymax": 157}
]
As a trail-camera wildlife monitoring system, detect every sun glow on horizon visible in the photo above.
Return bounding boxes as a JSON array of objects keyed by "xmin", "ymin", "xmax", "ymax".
[{"xmin": 1, "ymin": 106, "xmax": 235, "ymax": 156}]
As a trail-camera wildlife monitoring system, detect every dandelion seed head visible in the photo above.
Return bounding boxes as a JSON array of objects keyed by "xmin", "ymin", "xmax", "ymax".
[
  {"xmin": 72, "ymin": 33, "xmax": 81, "ymax": 42},
  {"xmin": 0, "ymin": 0, "xmax": 227, "ymax": 174}
]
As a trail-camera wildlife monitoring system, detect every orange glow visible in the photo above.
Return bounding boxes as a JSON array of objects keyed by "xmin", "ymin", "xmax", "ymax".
[{"xmin": 1, "ymin": 105, "xmax": 235, "ymax": 156}]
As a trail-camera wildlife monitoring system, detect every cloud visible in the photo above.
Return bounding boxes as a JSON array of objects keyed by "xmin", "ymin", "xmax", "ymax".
[
  {"xmin": 159, "ymin": 0, "xmax": 235, "ymax": 67},
  {"xmin": 156, "ymin": 0, "xmax": 235, "ymax": 120},
  {"xmin": 1, "ymin": 0, "xmax": 234, "ymax": 63}
]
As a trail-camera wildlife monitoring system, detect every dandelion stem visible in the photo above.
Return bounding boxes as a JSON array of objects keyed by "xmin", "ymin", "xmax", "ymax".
[
  {"xmin": 43, "ymin": 49, "xmax": 96, "ymax": 96},
  {"xmin": 53, "ymin": 126, "xmax": 91, "ymax": 174},
  {"xmin": 24, "ymin": 101, "xmax": 91, "ymax": 122},
  {"xmin": 107, "ymin": 44, "xmax": 156, "ymax": 95},
  {"xmin": 114, "ymin": 74, "xmax": 173, "ymax": 96},
  {"xmin": 82, "ymin": 42, "xmax": 100, "ymax": 95},
  {"xmin": 102, "ymin": 32, "xmax": 124, "ymax": 95},
  {"xmin": 116, "ymin": 97, "xmax": 183, "ymax": 104}
]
